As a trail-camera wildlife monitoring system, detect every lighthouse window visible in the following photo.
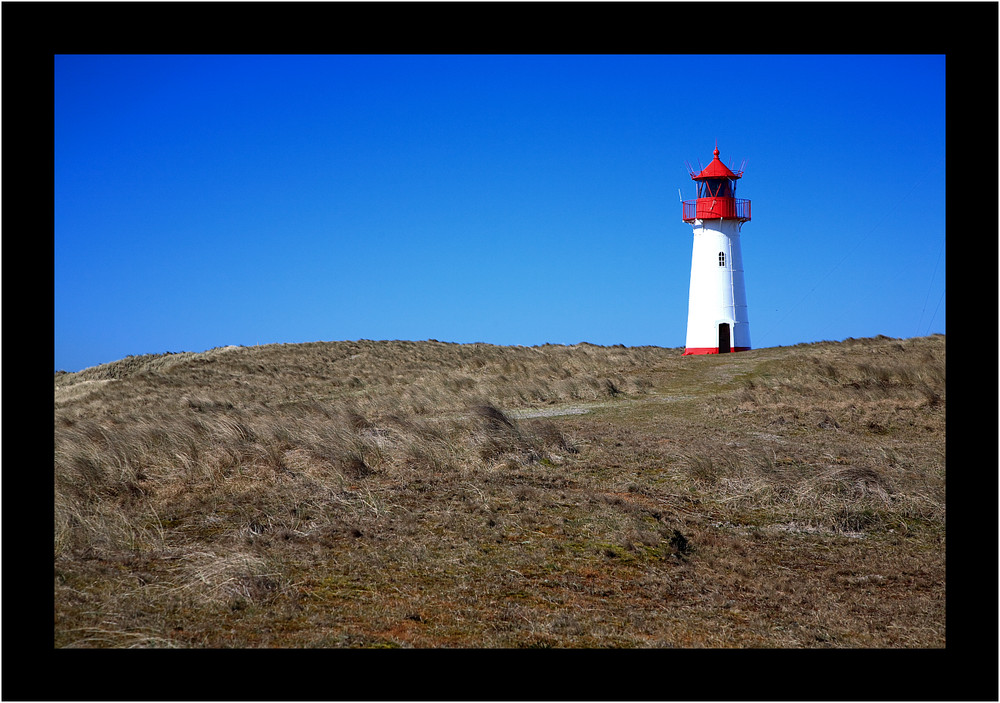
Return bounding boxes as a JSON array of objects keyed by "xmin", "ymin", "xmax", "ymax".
[
  {"xmin": 718, "ymin": 252, "xmax": 726, "ymax": 266},
  {"xmin": 702, "ymin": 179, "xmax": 733, "ymax": 198}
]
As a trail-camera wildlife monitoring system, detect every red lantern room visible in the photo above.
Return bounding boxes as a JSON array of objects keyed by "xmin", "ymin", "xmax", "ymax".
[{"xmin": 682, "ymin": 146, "xmax": 751, "ymax": 223}]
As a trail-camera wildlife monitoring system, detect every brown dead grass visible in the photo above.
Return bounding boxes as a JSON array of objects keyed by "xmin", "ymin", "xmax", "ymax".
[{"xmin": 54, "ymin": 335, "xmax": 945, "ymax": 650}]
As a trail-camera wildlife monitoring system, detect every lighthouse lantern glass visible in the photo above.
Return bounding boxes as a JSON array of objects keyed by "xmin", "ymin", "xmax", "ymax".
[{"xmin": 698, "ymin": 177, "xmax": 736, "ymax": 199}]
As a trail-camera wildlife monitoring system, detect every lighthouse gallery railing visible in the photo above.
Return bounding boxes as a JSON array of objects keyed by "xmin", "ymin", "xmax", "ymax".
[{"xmin": 682, "ymin": 198, "xmax": 751, "ymax": 222}]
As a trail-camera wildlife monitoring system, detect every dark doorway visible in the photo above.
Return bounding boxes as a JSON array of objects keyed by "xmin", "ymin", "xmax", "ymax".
[{"xmin": 719, "ymin": 323, "xmax": 731, "ymax": 353}]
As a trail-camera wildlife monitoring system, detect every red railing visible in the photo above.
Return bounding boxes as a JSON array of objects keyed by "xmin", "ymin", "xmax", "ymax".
[{"xmin": 682, "ymin": 198, "xmax": 751, "ymax": 222}]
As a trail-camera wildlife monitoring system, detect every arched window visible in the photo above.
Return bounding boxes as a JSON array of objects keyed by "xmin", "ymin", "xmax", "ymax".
[{"xmin": 718, "ymin": 251, "xmax": 726, "ymax": 267}]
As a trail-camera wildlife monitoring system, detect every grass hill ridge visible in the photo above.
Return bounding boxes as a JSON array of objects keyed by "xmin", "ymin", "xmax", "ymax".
[{"xmin": 55, "ymin": 334, "xmax": 945, "ymax": 650}]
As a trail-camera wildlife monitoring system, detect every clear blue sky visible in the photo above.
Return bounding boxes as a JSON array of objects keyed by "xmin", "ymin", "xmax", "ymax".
[{"xmin": 54, "ymin": 54, "xmax": 945, "ymax": 372}]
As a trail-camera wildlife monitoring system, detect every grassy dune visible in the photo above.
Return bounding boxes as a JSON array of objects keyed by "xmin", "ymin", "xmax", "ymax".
[{"xmin": 54, "ymin": 335, "xmax": 945, "ymax": 649}]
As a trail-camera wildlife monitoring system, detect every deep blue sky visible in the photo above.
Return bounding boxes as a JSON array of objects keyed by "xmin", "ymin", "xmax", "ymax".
[{"xmin": 54, "ymin": 54, "xmax": 945, "ymax": 372}]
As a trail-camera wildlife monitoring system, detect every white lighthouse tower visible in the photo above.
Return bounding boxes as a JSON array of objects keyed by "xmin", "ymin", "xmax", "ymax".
[{"xmin": 681, "ymin": 145, "xmax": 752, "ymax": 355}]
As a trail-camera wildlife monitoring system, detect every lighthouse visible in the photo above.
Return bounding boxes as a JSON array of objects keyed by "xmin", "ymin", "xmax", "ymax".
[{"xmin": 681, "ymin": 145, "xmax": 752, "ymax": 355}]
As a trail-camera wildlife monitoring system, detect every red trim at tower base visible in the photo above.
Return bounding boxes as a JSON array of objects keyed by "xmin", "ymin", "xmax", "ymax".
[{"xmin": 682, "ymin": 347, "xmax": 751, "ymax": 356}]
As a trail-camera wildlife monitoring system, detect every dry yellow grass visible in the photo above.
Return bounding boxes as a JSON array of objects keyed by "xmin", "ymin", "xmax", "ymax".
[{"xmin": 54, "ymin": 335, "xmax": 945, "ymax": 659}]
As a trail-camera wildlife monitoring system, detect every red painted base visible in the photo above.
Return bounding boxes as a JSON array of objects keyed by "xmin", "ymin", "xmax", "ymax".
[{"xmin": 682, "ymin": 347, "xmax": 751, "ymax": 356}]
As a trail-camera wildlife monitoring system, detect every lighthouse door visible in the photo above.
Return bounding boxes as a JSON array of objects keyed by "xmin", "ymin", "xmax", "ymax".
[{"xmin": 718, "ymin": 323, "xmax": 731, "ymax": 353}]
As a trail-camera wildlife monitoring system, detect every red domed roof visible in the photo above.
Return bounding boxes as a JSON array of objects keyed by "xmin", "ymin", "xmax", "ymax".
[{"xmin": 691, "ymin": 146, "xmax": 741, "ymax": 180}]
